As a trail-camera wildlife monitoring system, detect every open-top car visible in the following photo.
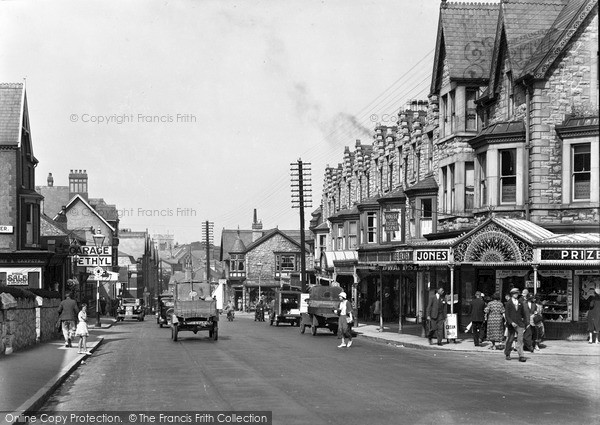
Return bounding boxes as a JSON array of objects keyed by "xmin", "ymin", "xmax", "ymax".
[{"xmin": 117, "ymin": 298, "xmax": 145, "ymax": 321}]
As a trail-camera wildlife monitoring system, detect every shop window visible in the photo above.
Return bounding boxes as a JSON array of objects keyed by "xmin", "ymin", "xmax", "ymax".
[
  {"xmin": 500, "ymin": 149, "xmax": 516, "ymax": 204},
  {"xmin": 28, "ymin": 272, "xmax": 40, "ymax": 288},
  {"xmin": 572, "ymin": 143, "xmax": 591, "ymax": 200},
  {"xmin": 366, "ymin": 212, "xmax": 377, "ymax": 243}
]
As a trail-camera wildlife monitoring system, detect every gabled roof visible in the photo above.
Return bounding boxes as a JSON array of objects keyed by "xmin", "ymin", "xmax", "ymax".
[
  {"xmin": 488, "ymin": 0, "xmax": 568, "ymax": 93},
  {"xmin": 519, "ymin": 0, "xmax": 598, "ymax": 80},
  {"xmin": 538, "ymin": 232, "xmax": 600, "ymax": 245},
  {"xmin": 0, "ymin": 83, "xmax": 24, "ymax": 147},
  {"xmin": 56, "ymin": 194, "xmax": 116, "ymax": 232},
  {"xmin": 243, "ymin": 228, "xmax": 309, "ymax": 254},
  {"xmin": 431, "ymin": 2, "xmax": 499, "ymax": 93},
  {"xmin": 220, "ymin": 229, "xmax": 255, "ymax": 261},
  {"xmin": 455, "ymin": 217, "xmax": 554, "ymax": 246}
]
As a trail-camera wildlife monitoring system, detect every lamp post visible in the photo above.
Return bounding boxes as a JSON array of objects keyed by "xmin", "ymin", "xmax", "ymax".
[
  {"xmin": 256, "ymin": 262, "xmax": 263, "ymax": 300},
  {"xmin": 93, "ymin": 230, "xmax": 106, "ymax": 328}
]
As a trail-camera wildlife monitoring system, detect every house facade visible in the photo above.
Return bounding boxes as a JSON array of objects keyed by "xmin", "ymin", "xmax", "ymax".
[{"xmin": 316, "ymin": 0, "xmax": 599, "ymax": 339}]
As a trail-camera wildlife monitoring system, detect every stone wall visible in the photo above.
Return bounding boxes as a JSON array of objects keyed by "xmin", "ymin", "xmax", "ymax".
[{"xmin": 0, "ymin": 293, "xmax": 61, "ymax": 355}]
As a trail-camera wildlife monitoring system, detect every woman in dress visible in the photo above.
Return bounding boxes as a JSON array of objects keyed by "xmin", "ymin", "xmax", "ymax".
[
  {"xmin": 75, "ymin": 303, "xmax": 92, "ymax": 355},
  {"xmin": 587, "ymin": 288, "xmax": 600, "ymax": 344},
  {"xmin": 484, "ymin": 293, "xmax": 505, "ymax": 350}
]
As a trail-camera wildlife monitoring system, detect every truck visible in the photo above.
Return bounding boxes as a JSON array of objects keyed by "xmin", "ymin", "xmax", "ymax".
[
  {"xmin": 299, "ymin": 285, "xmax": 344, "ymax": 335},
  {"xmin": 269, "ymin": 289, "xmax": 302, "ymax": 326},
  {"xmin": 170, "ymin": 281, "xmax": 219, "ymax": 342}
]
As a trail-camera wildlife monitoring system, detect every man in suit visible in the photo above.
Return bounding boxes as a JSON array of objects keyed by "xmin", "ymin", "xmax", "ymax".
[
  {"xmin": 504, "ymin": 287, "xmax": 528, "ymax": 362},
  {"xmin": 57, "ymin": 291, "xmax": 79, "ymax": 348},
  {"xmin": 426, "ymin": 287, "xmax": 447, "ymax": 346},
  {"xmin": 470, "ymin": 291, "xmax": 487, "ymax": 346}
]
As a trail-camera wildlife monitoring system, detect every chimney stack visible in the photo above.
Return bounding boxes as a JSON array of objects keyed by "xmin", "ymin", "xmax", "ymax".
[{"xmin": 69, "ymin": 169, "xmax": 89, "ymax": 201}]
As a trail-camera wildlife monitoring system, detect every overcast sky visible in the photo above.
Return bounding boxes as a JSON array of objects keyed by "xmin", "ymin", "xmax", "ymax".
[{"xmin": 1, "ymin": 0, "xmax": 446, "ymax": 244}]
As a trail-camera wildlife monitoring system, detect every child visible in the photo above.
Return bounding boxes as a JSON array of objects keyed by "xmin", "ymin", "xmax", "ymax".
[{"xmin": 75, "ymin": 304, "xmax": 92, "ymax": 355}]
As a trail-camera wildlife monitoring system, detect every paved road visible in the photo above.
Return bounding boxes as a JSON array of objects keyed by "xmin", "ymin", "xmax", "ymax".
[{"xmin": 40, "ymin": 314, "xmax": 599, "ymax": 425}]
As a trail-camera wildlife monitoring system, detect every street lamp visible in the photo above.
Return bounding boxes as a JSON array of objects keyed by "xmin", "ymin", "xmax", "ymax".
[
  {"xmin": 256, "ymin": 262, "xmax": 263, "ymax": 300},
  {"xmin": 93, "ymin": 229, "xmax": 106, "ymax": 328}
]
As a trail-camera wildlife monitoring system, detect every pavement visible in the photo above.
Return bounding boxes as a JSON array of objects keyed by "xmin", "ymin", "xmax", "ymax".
[
  {"xmin": 0, "ymin": 313, "xmax": 598, "ymax": 424},
  {"xmin": 0, "ymin": 317, "xmax": 112, "ymax": 425}
]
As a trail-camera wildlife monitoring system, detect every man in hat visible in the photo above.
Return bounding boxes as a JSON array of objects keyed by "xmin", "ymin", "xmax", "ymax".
[
  {"xmin": 333, "ymin": 291, "xmax": 354, "ymax": 348},
  {"xmin": 426, "ymin": 287, "xmax": 447, "ymax": 346},
  {"xmin": 470, "ymin": 291, "xmax": 487, "ymax": 346},
  {"xmin": 57, "ymin": 291, "xmax": 79, "ymax": 347},
  {"xmin": 504, "ymin": 288, "xmax": 528, "ymax": 362}
]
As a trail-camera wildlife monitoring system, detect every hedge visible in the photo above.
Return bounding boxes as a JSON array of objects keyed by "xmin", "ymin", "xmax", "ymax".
[{"xmin": 0, "ymin": 285, "xmax": 37, "ymax": 300}]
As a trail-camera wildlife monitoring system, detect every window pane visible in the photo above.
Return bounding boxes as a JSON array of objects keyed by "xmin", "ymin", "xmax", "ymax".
[
  {"xmin": 573, "ymin": 144, "xmax": 591, "ymax": 172},
  {"xmin": 501, "ymin": 150, "xmax": 516, "ymax": 176},
  {"xmin": 465, "ymin": 162, "xmax": 474, "ymax": 210},
  {"xmin": 501, "ymin": 176, "xmax": 517, "ymax": 203},
  {"xmin": 422, "ymin": 199, "xmax": 432, "ymax": 218},
  {"xmin": 574, "ymin": 173, "xmax": 591, "ymax": 200}
]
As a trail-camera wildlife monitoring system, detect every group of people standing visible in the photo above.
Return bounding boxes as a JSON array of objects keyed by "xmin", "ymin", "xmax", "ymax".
[{"xmin": 469, "ymin": 288, "xmax": 545, "ymax": 362}]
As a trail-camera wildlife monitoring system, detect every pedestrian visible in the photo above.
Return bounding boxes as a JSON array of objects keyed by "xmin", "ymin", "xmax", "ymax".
[
  {"xmin": 57, "ymin": 291, "xmax": 79, "ymax": 348},
  {"xmin": 530, "ymin": 296, "xmax": 544, "ymax": 350},
  {"xmin": 469, "ymin": 291, "xmax": 486, "ymax": 346},
  {"xmin": 75, "ymin": 304, "xmax": 92, "ymax": 355},
  {"xmin": 333, "ymin": 291, "xmax": 354, "ymax": 348},
  {"xmin": 99, "ymin": 296, "xmax": 107, "ymax": 316},
  {"xmin": 522, "ymin": 291, "xmax": 537, "ymax": 352},
  {"xmin": 587, "ymin": 288, "xmax": 600, "ymax": 344},
  {"xmin": 372, "ymin": 298, "xmax": 381, "ymax": 323},
  {"xmin": 504, "ymin": 288, "xmax": 528, "ymax": 362},
  {"xmin": 426, "ymin": 287, "xmax": 447, "ymax": 346},
  {"xmin": 484, "ymin": 293, "xmax": 505, "ymax": 350}
]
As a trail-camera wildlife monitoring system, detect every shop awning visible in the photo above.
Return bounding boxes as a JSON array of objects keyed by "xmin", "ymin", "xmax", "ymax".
[{"xmin": 323, "ymin": 250, "xmax": 358, "ymax": 266}]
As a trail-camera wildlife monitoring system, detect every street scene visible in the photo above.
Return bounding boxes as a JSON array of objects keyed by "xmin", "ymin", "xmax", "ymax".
[{"xmin": 1, "ymin": 1, "xmax": 600, "ymax": 425}]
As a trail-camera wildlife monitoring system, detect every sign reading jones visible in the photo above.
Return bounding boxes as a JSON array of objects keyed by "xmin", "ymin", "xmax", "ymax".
[
  {"xmin": 541, "ymin": 249, "xmax": 600, "ymax": 261},
  {"xmin": 415, "ymin": 249, "xmax": 449, "ymax": 262}
]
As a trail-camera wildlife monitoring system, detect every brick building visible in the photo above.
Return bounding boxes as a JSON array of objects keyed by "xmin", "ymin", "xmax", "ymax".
[{"xmin": 315, "ymin": 0, "xmax": 599, "ymax": 339}]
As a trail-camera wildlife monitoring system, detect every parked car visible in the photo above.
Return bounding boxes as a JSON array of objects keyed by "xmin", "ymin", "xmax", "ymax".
[
  {"xmin": 156, "ymin": 294, "xmax": 174, "ymax": 328},
  {"xmin": 117, "ymin": 298, "xmax": 145, "ymax": 321},
  {"xmin": 269, "ymin": 289, "xmax": 301, "ymax": 326}
]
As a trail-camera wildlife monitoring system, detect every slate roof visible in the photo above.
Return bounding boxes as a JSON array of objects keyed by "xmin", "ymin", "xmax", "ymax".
[
  {"xmin": 519, "ymin": 0, "xmax": 597, "ymax": 80},
  {"xmin": 220, "ymin": 229, "xmax": 255, "ymax": 261},
  {"xmin": 500, "ymin": 0, "xmax": 568, "ymax": 78},
  {"xmin": 431, "ymin": 2, "xmax": 499, "ymax": 92},
  {"xmin": 404, "ymin": 176, "xmax": 439, "ymax": 195},
  {"xmin": 0, "ymin": 83, "xmax": 24, "ymax": 146}
]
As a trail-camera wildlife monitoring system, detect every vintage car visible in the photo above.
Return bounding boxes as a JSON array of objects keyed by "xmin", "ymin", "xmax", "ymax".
[
  {"xmin": 156, "ymin": 294, "xmax": 174, "ymax": 328},
  {"xmin": 171, "ymin": 281, "xmax": 218, "ymax": 342},
  {"xmin": 116, "ymin": 298, "xmax": 145, "ymax": 321},
  {"xmin": 299, "ymin": 285, "xmax": 343, "ymax": 335},
  {"xmin": 269, "ymin": 289, "xmax": 302, "ymax": 326}
]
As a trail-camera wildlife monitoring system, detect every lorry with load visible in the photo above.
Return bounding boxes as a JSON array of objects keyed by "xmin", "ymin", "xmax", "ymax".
[{"xmin": 170, "ymin": 281, "xmax": 219, "ymax": 342}]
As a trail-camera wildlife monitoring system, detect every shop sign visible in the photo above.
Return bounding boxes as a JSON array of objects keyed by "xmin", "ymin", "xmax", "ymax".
[
  {"xmin": 0, "ymin": 225, "xmax": 14, "ymax": 234},
  {"xmin": 384, "ymin": 211, "xmax": 400, "ymax": 231},
  {"xmin": 541, "ymin": 248, "xmax": 600, "ymax": 261},
  {"xmin": 6, "ymin": 271, "xmax": 28, "ymax": 286},
  {"xmin": 415, "ymin": 249, "xmax": 449, "ymax": 263},
  {"xmin": 393, "ymin": 250, "xmax": 412, "ymax": 262},
  {"xmin": 70, "ymin": 246, "xmax": 113, "ymax": 266},
  {"xmin": 445, "ymin": 313, "xmax": 458, "ymax": 339}
]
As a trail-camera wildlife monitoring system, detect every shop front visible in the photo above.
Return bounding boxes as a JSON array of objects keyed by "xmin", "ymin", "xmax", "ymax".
[
  {"xmin": 0, "ymin": 251, "xmax": 53, "ymax": 289},
  {"xmin": 412, "ymin": 246, "xmax": 453, "ymax": 324},
  {"xmin": 534, "ymin": 239, "xmax": 600, "ymax": 340}
]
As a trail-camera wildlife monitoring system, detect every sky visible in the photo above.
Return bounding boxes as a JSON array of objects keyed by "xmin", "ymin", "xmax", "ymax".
[{"xmin": 0, "ymin": 0, "xmax": 446, "ymax": 244}]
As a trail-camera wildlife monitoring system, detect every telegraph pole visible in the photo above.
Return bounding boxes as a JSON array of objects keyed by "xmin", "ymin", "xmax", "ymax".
[
  {"xmin": 291, "ymin": 159, "xmax": 312, "ymax": 292},
  {"xmin": 201, "ymin": 220, "xmax": 214, "ymax": 284}
]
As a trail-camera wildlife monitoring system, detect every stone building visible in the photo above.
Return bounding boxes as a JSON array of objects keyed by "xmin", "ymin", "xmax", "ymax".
[
  {"xmin": 315, "ymin": 0, "xmax": 599, "ymax": 339},
  {"xmin": 0, "ymin": 83, "xmax": 51, "ymax": 289},
  {"xmin": 220, "ymin": 210, "xmax": 313, "ymax": 311}
]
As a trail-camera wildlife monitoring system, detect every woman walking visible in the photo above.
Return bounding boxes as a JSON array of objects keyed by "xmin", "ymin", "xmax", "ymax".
[
  {"xmin": 75, "ymin": 304, "xmax": 92, "ymax": 355},
  {"xmin": 484, "ymin": 293, "xmax": 505, "ymax": 350}
]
